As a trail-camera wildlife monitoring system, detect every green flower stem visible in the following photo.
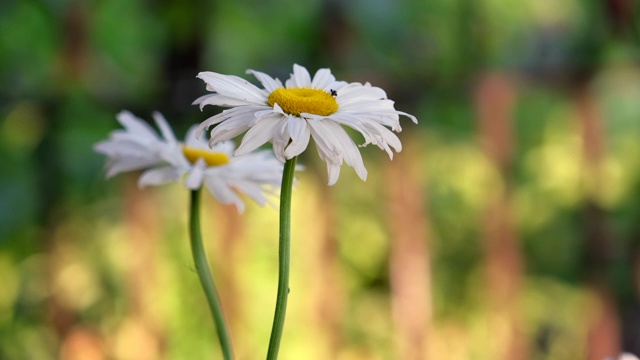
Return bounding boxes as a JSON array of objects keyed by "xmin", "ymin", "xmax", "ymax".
[
  {"xmin": 267, "ymin": 156, "xmax": 298, "ymax": 360},
  {"xmin": 189, "ymin": 189, "xmax": 234, "ymax": 360}
]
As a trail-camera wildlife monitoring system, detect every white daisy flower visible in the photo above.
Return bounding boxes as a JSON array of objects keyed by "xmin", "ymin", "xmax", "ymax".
[
  {"xmin": 94, "ymin": 110, "xmax": 284, "ymax": 212},
  {"xmin": 194, "ymin": 64, "xmax": 417, "ymax": 185}
]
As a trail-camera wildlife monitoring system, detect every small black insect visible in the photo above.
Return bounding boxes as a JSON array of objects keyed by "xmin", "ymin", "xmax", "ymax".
[{"xmin": 330, "ymin": 89, "xmax": 337, "ymax": 97}]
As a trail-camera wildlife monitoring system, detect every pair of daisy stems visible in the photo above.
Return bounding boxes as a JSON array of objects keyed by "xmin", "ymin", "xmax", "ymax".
[
  {"xmin": 96, "ymin": 64, "xmax": 415, "ymax": 359},
  {"xmin": 189, "ymin": 157, "xmax": 298, "ymax": 360}
]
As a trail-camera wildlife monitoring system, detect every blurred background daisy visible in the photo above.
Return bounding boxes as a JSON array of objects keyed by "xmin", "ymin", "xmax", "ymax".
[{"xmin": 94, "ymin": 110, "xmax": 284, "ymax": 213}]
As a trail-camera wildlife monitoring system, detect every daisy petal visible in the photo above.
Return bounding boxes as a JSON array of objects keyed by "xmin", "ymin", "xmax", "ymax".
[
  {"xmin": 197, "ymin": 72, "xmax": 268, "ymax": 105},
  {"xmin": 286, "ymin": 64, "xmax": 312, "ymax": 88},
  {"xmin": 284, "ymin": 116, "xmax": 311, "ymax": 158},
  {"xmin": 247, "ymin": 69, "xmax": 283, "ymax": 92},
  {"xmin": 138, "ymin": 166, "xmax": 182, "ymax": 187},
  {"xmin": 204, "ymin": 176, "xmax": 245, "ymax": 213},
  {"xmin": 104, "ymin": 157, "xmax": 160, "ymax": 178},
  {"xmin": 311, "ymin": 120, "xmax": 367, "ymax": 181},
  {"xmin": 152, "ymin": 112, "xmax": 177, "ymax": 145},
  {"xmin": 197, "ymin": 106, "xmax": 267, "ymax": 138},
  {"xmin": 232, "ymin": 179, "xmax": 269, "ymax": 206},
  {"xmin": 397, "ymin": 110, "xmax": 418, "ymax": 124},
  {"xmin": 208, "ymin": 114, "xmax": 255, "ymax": 145},
  {"xmin": 311, "ymin": 68, "xmax": 336, "ymax": 89},
  {"xmin": 325, "ymin": 159, "xmax": 342, "ymax": 186},
  {"xmin": 117, "ymin": 111, "xmax": 159, "ymax": 141},
  {"xmin": 235, "ymin": 116, "xmax": 281, "ymax": 156},
  {"xmin": 184, "ymin": 158, "xmax": 206, "ymax": 189}
]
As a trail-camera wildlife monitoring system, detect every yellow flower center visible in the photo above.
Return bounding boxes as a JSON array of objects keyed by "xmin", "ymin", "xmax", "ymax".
[
  {"xmin": 267, "ymin": 87, "xmax": 338, "ymax": 117},
  {"xmin": 182, "ymin": 146, "xmax": 230, "ymax": 167}
]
